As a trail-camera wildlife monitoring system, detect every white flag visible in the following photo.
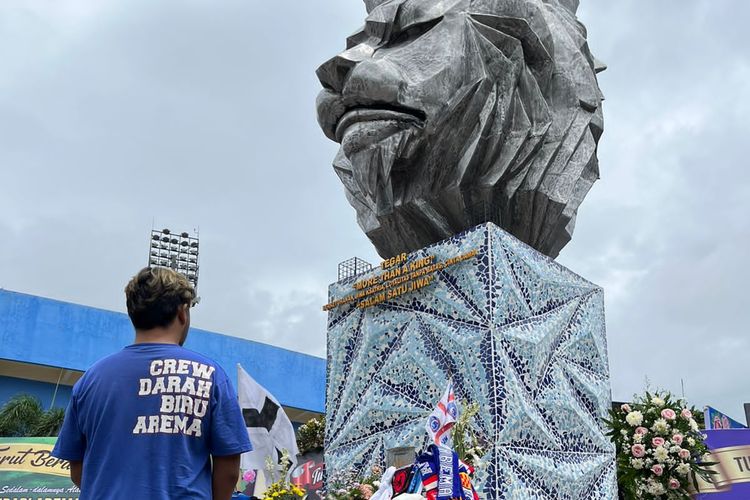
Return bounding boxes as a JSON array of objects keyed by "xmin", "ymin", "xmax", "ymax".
[
  {"xmin": 425, "ymin": 381, "xmax": 458, "ymax": 447},
  {"xmin": 237, "ymin": 364, "xmax": 299, "ymax": 477}
]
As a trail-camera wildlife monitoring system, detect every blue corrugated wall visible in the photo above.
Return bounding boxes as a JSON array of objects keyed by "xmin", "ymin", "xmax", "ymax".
[{"xmin": 0, "ymin": 289, "xmax": 325, "ymax": 412}]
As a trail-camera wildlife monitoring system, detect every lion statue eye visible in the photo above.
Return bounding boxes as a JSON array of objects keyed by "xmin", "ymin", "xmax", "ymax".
[{"xmin": 387, "ymin": 17, "xmax": 443, "ymax": 47}]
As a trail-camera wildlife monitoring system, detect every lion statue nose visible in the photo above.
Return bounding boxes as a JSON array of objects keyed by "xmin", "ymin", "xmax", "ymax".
[{"xmin": 316, "ymin": 44, "xmax": 375, "ymax": 94}]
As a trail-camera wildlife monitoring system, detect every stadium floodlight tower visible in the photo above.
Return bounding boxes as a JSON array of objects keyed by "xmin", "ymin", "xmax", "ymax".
[{"xmin": 148, "ymin": 228, "xmax": 200, "ymax": 291}]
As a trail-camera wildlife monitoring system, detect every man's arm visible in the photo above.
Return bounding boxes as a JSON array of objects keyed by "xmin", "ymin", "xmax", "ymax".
[
  {"xmin": 69, "ymin": 460, "xmax": 83, "ymax": 488},
  {"xmin": 211, "ymin": 454, "xmax": 241, "ymax": 500}
]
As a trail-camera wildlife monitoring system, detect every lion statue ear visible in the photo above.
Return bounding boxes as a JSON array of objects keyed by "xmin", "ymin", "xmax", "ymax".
[{"xmin": 364, "ymin": 0, "xmax": 385, "ymax": 14}]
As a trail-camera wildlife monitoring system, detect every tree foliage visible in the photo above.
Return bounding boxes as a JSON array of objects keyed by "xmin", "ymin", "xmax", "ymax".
[{"xmin": 0, "ymin": 394, "xmax": 66, "ymax": 437}]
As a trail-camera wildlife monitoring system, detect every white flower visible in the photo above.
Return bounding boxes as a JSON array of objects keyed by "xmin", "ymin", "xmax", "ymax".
[
  {"xmin": 689, "ymin": 418, "xmax": 699, "ymax": 431},
  {"xmin": 633, "ymin": 434, "xmax": 643, "ymax": 443},
  {"xmin": 654, "ymin": 446, "xmax": 669, "ymax": 463},
  {"xmin": 651, "ymin": 396, "xmax": 665, "ymax": 407},
  {"xmin": 669, "ymin": 445, "xmax": 681, "ymax": 454},
  {"xmin": 652, "ymin": 418, "xmax": 670, "ymax": 434},
  {"xmin": 645, "ymin": 458, "xmax": 654, "ymax": 466},
  {"xmin": 687, "ymin": 437, "xmax": 696, "ymax": 446},
  {"xmin": 631, "ymin": 458, "xmax": 645, "ymax": 469},
  {"xmin": 647, "ymin": 480, "xmax": 666, "ymax": 496},
  {"xmin": 621, "ymin": 429, "xmax": 628, "ymax": 436},
  {"xmin": 676, "ymin": 463, "xmax": 691, "ymax": 476},
  {"xmin": 626, "ymin": 411, "xmax": 644, "ymax": 426}
]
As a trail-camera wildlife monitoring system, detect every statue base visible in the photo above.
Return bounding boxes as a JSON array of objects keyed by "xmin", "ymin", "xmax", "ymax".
[{"xmin": 324, "ymin": 223, "xmax": 616, "ymax": 499}]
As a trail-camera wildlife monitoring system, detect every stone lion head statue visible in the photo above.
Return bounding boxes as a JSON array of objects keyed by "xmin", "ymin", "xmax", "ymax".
[{"xmin": 316, "ymin": 0, "xmax": 605, "ymax": 259}]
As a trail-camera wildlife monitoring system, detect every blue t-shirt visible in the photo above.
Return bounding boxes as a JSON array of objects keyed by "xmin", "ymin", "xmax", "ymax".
[{"xmin": 52, "ymin": 343, "xmax": 252, "ymax": 499}]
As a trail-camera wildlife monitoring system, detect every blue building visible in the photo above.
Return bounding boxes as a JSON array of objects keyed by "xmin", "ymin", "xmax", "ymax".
[{"xmin": 0, "ymin": 289, "xmax": 325, "ymax": 423}]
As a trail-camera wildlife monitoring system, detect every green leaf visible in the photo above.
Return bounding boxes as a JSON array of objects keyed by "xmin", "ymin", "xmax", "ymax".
[
  {"xmin": 0, "ymin": 394, "xmax": 44, "ymax": 437},
  {"xmin": 31, "ymin": 407, "xmax": 65, "ymax": 437}
]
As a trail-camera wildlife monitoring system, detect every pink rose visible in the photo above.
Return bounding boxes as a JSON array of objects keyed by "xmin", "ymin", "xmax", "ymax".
[
  {"xmin": 635, "ymin": 427, "xmax": 649, "ymax": 436},
  {"xmin": 672, "ymin": 434, "xmax": 684, "ymax": 445},
  {"xmin": 679, "ymin": 449, "xmax": 691, "ymax": 460},
  {"xmin": 621, "ymin": 403, "xmax": 632, "ymax": 413},
  {"xmin": 358, "ymin": 484, "xmax": 374, "ymax": 498},
  {"xmin": 681, "ymin": 409, "xmax": 692, "ymax": 419},
  {"xmin": 661, "ymin": 408, "xmax": 677, "ymax": 420},
  {"xmin": 631, "ymin": 444, "xmax": 646, "ymax": 458},
  {"xmin": 669, "ymin": 478, "xmax": 681, "ymax": 489},
  {"xmin": 242, "ymin": 469, "xmax": 256, "ymax": 483},
  {"xmin": 651, "ymin": 464, "xmax": 664, "ymax": 476},
  {"xmin": 652, "ymin": 437, "xmax": 665, "ymax": 447}
]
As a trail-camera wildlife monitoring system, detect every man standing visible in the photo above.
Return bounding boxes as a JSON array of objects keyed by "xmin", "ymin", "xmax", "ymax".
[{"xmin": 52, "ymin": 267, "xmax": 252, "ymax": 499}]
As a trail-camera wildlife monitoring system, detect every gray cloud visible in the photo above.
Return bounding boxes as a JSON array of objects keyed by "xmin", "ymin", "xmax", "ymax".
[
  {"xmin": 1, "ymin": 1, "xmax": 748, "ymax": 420},
  {"xmin": 564, "ymin": 1, "xmax": 750, "ymax": 420}
]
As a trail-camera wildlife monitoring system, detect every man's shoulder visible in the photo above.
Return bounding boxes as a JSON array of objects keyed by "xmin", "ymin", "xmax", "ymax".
[
  {"xmin": 76, "ymin": 345, "xmax": 227, "ymax": 388},
  {"xmin": 71, "ymin": 350, "xmax": 130, "ymax": 394},
  {"xmin": 170, "ymin": 347, "xmax": 223, "ymax": 373},
  {"xmin": 173, "ymin": 346, "xmax": 217, "ymax": 364}
]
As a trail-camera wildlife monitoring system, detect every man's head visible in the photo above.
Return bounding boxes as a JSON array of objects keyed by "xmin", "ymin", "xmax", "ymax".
[
  {"xmin": 316, "ymin": 0, "xmax": 605, "ymax": 258},
  {"xmin": 125, "ymin": 267, "xmax": 196, "ymax": 345}
]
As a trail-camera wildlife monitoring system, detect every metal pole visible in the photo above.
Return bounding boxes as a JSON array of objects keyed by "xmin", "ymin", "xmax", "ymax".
[
  {"xmin": 681, "ymin": 379, "xmax": 685, "ymax": 400},
  {"xmin": 50, "ymin": 368, "xmax": 63, "ymax": 409}
]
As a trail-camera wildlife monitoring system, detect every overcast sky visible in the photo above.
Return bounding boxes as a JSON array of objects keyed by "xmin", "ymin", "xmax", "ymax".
[{"xmin": 1, "ymin": 1, "xmax": 748, "ymax": 421}]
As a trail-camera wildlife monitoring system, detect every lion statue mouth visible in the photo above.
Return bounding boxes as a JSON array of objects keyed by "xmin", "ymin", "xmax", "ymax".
[{"xmin": 316, "ymin": 0, "xmax": 605, "ymax": 259}]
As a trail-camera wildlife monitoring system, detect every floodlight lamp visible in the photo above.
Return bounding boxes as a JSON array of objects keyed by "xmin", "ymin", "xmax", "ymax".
[
  {"xmin": 181, "ymin": 232, "xmax": 189, "ymax": 238},
  {"xmin": 190, "ymin": 242, "xmax": 198, "ymax": 248},
  {"xmin": 162, "ymin": 229, "xmax": 170, "ymax": 235}
]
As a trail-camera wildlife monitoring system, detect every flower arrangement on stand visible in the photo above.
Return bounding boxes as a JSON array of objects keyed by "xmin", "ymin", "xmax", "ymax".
[
  {"xmin": 604, "ymin": 391, "xmax": 715, "ymax": 499},
  {"xmin": 261, "ymin": 450, "xmax": 306, "ymax": 500},
  {"xmin": 324, "ymin": 466, "xmax": 381, "ymax": 500},
  {"xmin": 297, "ymin": 415, "xmax": 325, "ymax": 455}
]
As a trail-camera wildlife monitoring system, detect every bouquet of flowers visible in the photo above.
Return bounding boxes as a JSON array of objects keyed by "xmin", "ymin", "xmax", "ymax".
[
  {"xmin": 262, "ymin": 482, "xmax": 305, "ymax": 499},
  {"xmin": 324, "ymin": 466, "xmax": 381, "ymax": 500},
  {"xmin": 297, "ymin": 415, "xmax": 325, "ymax": 455},
  {"xmin": 261, "ymin": 450, "xmax": 306, "ymax": 500},
  {"xmin": 604, "ymin": 391, "xmax": 715, "ymax": 499}
]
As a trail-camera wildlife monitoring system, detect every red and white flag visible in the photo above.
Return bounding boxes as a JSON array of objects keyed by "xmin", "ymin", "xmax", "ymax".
[{"xmin": 425, "ymin": 382, "xmax": 458, "ymax": 447}]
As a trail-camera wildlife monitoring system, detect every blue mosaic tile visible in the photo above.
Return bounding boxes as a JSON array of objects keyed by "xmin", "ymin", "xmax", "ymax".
[{"xmin": 325, "ymin": 223, "xmax": 616, "ymax": 498}]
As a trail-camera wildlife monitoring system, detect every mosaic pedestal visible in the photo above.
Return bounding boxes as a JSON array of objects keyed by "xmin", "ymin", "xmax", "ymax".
[{"xmin": 325, "ymin": 223, "xmax": 617, "ymax": 499}]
